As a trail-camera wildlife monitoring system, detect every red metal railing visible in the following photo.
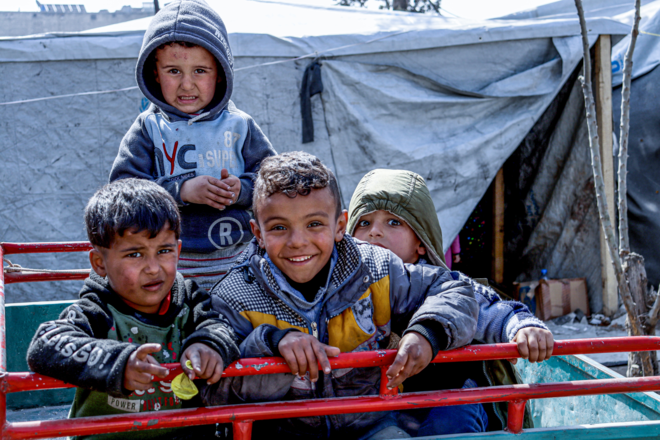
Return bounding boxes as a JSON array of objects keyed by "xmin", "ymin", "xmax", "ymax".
[{"xmin": 3, "ymin": 242, "xmax": 660, "ymax": 440}]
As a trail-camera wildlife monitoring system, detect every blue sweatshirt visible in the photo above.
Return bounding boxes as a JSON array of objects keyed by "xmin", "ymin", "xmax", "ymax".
[{"xmin": 110, "ymin": 0, "xmax": 276, "ymax": 254}]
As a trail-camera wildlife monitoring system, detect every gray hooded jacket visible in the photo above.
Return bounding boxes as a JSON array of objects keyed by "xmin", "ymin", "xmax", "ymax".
[{"xmin": 110, "ymin": 0, "xmax": 276, "ymax": 253}]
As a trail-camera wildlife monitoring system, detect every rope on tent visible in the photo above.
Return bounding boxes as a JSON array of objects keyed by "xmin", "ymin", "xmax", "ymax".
[
  {"xmin": 3, "ymin": 258, "xmax": 90, "ymax": 275},
  {"xmin": 0, "ymin": 86, "xmax": 139, "ymax": 106},
  {"xmin": 640, "ymin": 30, "xmax": 660, "ymax": 37},
  {"xmin": 0, "ymin": 30, "xmax": 409, "ymax": 107}
]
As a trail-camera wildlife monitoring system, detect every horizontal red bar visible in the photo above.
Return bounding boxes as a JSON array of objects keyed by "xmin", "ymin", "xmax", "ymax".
[
  {"xmin": 3, "ymin": 271, "xmax": 90, "ymax": 284},
  {"xmin": 6, "ymin": 375, "xmax": 660, "ymax": 440},
  {"xmin": 1, "ymin": 242, "xmax": 92, "ymax": 255},
  {"xmin": 6, "ymin": 337, "xmax": 660, "ymax": 393}
]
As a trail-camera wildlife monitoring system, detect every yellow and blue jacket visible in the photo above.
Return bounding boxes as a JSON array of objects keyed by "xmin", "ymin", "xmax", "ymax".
[{"xmin": 206, "ymin": 235, "xmax": 477, "ymax": 437}]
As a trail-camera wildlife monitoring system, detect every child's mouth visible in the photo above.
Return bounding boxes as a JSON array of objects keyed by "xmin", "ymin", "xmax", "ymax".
[
  {"xmin": 142, "ymin": 280, "xmax": 164, "ymax": 291},
  {"xmin": 286, "ymin": 255, "xmax": 313, "ymax": 263},
  {"xmin": 178, "ymin": 96, "xmax": 197, "ymax": 103}
]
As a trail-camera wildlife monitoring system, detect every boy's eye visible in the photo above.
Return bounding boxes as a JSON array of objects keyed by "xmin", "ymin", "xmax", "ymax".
[
  {"xmin": 387, "ymin": 219, "xmax": 401, "ymax": 226},
  {"xmin": 158, "ymin": 249, "xmax": 172, "ymax": 255},
  {"xmin": 308, "ymin": 221, "xmax": 323, "ymax": 228},
  {"xmin": 168, "ymin": 68, "xmax": 180, "ymax": 74},
  {"xmin": 127, "ymin": 252, "xmax": 142, "ymax": 258},
  {"xmin": 194, "ymin": 68, "xmax": 206, "ymax": 74},
  {"xmin": 271, "ymin": 225, "xmax": 286, "ymax": 231},
  {"xmin": 357, "ymin": 220, "xmax": 370, "ymax": 228}
]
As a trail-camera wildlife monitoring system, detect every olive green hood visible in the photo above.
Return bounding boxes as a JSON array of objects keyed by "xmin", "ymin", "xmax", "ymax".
[{"xmin": 347, "ymin": 169, "xmax": 447, "ymax": 269}]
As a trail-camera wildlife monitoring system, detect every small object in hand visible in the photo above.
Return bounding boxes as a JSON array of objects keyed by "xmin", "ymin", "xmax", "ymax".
[{"xmin": 172, "ymin": 360, "xmax": 198, "ymax": 400}]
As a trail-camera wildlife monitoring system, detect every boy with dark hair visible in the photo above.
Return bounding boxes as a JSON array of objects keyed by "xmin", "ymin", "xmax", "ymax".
[
  {"xmin": 205, "ymin": 152, "xmax": 478, "ymax": 439},
  {"xmin": 111, "ymin": 0, "xmax": 276, "ymax": 290},
  {"xmin": 348, "ymin": 168, "xmax": 553, "ymax": 436},
  {"xmin": 27, "ymin": 178, "xmax": 239, "ymax": 440}
]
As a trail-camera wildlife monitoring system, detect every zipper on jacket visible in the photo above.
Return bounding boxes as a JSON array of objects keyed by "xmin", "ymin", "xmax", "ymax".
[{"xmin": 482, "ymin": 361, "xmax": 505, "ymax": 427}]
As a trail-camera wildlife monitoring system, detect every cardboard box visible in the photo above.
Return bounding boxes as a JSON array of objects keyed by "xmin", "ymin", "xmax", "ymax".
[{"xmin": 535, "ymin": 278, "xmax": 589, "ymax": 321}]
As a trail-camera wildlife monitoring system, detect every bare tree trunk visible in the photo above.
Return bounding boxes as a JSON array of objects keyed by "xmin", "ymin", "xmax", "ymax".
[
  {"xmin": 625, "ymin": 253, "xmax": 659, "ymax": 376},
  {"xmin": 618, "ymin": 0, "xmax": 642, "ymax": 255},
  {"xmin": 574, "ymin": 0, "xmax": 653, "ymax": 376}
]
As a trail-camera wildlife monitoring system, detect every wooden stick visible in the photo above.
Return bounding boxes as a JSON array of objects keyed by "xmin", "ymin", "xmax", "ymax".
[{"xmin": 618, "ymin": 0, "xmax": 642, "ymax": 256}]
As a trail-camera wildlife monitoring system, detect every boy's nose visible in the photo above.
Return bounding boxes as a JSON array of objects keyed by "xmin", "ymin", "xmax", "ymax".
[
  {"xmin": 180, "ymin": 75, "xmax": 194, "ymax": 90},
  {"xmin": 369, "ymin": 225, "xmax": 383, "ymax": 238},
  {"xmin": 287, "ymin": 230, "xmax": 306, "ymax": 248},
  {"xmin": 144, "ymin": 258, "xmax": 159, "ymax": 274}
]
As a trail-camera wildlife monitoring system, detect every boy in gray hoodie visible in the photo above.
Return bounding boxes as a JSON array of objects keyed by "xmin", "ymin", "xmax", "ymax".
[
  {"xmin": 348, "ymin": 169, "xmax": 553, "ymax": 436},
  {"xmin": 111, "ymin": 0, "xmax": 276, "ymax": 290}
]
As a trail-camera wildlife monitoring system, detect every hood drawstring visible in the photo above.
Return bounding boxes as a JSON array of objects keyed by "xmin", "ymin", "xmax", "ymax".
[{"xmin": 188, "ymin": 112, "xmax": 209, "ymax": 125}]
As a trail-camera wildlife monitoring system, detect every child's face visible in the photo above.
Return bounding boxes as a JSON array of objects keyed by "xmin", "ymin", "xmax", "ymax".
[
  {"xmin": 251, "ymin": 188, "xmax": 347, "ymax": 283},
  {"xmin": 353, "ymin": 210, "xmax": 426, "ymax": 264},
  {"xmin": 154, "ymin": 44, "xmax": 219, "ymax": 114},
  {"xmin": 89, "ymin": 224, "xmax": 181, "ymax": 314}
]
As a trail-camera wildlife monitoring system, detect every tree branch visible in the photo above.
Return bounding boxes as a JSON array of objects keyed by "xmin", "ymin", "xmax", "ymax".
[
  {"xmin": 648, "ymin": 285, "xmax": 660, "ymax": 328},
  {"xmin": 573, "ymin": 0, "xmax": 643, "ymax": 338},
  {"xmin": 618, "ymin": 0, "xmax": 642, "ymax": 256}
]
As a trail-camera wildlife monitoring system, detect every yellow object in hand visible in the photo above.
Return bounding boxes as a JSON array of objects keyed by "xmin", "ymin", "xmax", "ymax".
[{"xmin": 172, "ymin": 360, "xmax": 198, "ymax": 400}]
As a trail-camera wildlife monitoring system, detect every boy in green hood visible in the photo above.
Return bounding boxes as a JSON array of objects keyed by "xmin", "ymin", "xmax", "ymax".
[{"xmin": 348, "ymin": 169, "xmax": 554, "ymax": 436}]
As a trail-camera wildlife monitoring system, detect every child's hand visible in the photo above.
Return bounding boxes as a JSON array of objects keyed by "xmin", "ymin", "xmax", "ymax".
[
  {"xmin": 511, "ymin": 327, "xmax": 554, "ymax": 364},
  {"xmin": 124, "ymin": 343, "xmax": 169, "ymax": 391},
  {"xmin": 278, "ymin": 332, "xmax": 340, "ymax": 382},
  {"xmin": 386, "ymin": 332, "xmax": 433, "ymax": 390},
  {"xmin": 181, "ymin": 342, "xmax": 225, "ymax": 385},
  {"xmin": 219, "ymin": 170, "xmax": 241, "ymax": 205},
  {"xmin": 180, "ymin": 171, "xmax": 237, "ymax": 210}
]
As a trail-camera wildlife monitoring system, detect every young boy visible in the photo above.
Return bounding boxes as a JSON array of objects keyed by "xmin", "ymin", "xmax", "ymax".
[
  {"xmin": 27, "ymin": 179, "xmax": 239, "ymax": 440},
  {"xmin": 110, "ymin": 0, "xmax": 276, "ymax": 290},
  {"xmin": 204, "ymin": 152, "xmax": 479, "ymax": 439},
  {"xmin": 348, "ymin": 168, "xmax": 554, "ymax": 436}
]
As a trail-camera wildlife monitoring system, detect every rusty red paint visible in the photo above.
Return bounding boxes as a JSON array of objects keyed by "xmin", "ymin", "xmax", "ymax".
[
  {"xmin": 4, "ymin": 271, "xmax": 90, "ymax": 284},
  {"xmin": 506, "ymin": 399, "xmax": 526, "ymax": 434},
  {"xmin": 5, "ymin": 375, "xmax": 660, "ymax": 440},
  {"xmin": 1, "ymin": 242, "xmax": 93, "ymax": 254},
  {"xmin": 4, "ymin": 242, "xmax": 660, "ymax": 440},
  {"xmin": 7, "ymin": 337, "xmax": 660, "ymax": 393},
  {"xmin": 232, "ymin": 421, "xmax": 253, "ymax": 440}
]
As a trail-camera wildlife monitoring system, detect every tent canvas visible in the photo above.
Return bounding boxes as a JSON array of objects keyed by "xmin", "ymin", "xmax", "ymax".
[{"xmin": 0, "ymin": 0, "xmax": 640, "ymax": 309}]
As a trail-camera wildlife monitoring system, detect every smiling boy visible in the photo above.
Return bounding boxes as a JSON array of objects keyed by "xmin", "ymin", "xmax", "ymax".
[
  {"xmin": 27, "ymin": 179, "xmax": 239, "ymax": 440},
  {"xmin": 111, "ymin": 0, "xmax": 276, "ymax": 290},
  {"xmin": 204, "ymin": 152, "xmax": 478, "ymax": 439}
]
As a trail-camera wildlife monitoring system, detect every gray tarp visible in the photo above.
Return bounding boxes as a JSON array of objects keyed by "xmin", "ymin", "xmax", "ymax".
[
  {"xmin": 611, "ymin": 2, "xmax": 660, "ymax": 289},
  {"xmin": 0, "ymin": 0, "xmax": 634, "ymax": 303}
]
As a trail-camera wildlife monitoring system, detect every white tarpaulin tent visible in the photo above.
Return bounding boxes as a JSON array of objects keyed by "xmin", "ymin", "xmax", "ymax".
[{"xmin": 0, "ymin": 0, "xmax": 637, "ymax": 302}]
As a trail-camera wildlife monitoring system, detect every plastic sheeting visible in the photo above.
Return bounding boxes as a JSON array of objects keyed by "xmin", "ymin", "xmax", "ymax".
[
  {"xmin": 0, "ymin": 0, "xmax": 633, "ymax": 302},
  {"xmin": 504, "ymin": 72, "xmax": 604, "ymax": 313}
]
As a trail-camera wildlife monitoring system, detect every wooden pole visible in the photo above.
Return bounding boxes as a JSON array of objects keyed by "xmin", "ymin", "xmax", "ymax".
[
  {"xmin": 595, "ymin": 35, "xmax": 618, "ymax": 317},
  {"xmin": 492, "ymin": 167, "xmax": 504, "ymax": 284}
]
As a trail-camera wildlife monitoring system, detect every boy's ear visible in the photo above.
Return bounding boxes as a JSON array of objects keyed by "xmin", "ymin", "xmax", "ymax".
[
  {"xmin": 335, "ymin": 209, "xmax": 348, "ymax": 242},
  {"xmin": 89, "ymin": 248, "xmax": 107, "ymax": 277},
  {"xmin": 250, "ymin": 219, "xmax": 265, "ymax": 248},
  {"xmin": 154, "ymin": 69, "xmax": 160, "ymax": 84},
  {"xmin": 177, "ymin": 240, "xmax": 182, "ymax": 259},
  {"xmin": 417, "ymin": 244, "xmax": 427, "ymax": 257}
]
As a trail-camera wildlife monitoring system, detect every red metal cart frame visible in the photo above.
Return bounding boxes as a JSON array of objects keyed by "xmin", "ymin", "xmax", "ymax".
[{"xmin": 2, "ymin": 242, "xmax": 660, "ymax": 440}]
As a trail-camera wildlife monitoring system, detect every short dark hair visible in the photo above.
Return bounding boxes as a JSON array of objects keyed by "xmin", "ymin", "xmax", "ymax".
[
  {"xmin": 253, "ymin": 151, "xmax": 342, "ymax": 220},
  {"xmin": 85, "ymin": 179, "xmax": 181, "ymax": 248}
]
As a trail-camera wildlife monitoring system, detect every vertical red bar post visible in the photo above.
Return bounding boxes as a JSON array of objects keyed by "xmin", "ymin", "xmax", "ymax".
[
  {"xmin": 379, "ymin": 366, "xmax": 398, "ymax": 397},
  {"xmin": 506, "ymin": 399, "xmax": 527, "ymax": 434},
  {"xmin": 232, "ymin": 420, "xmax": 253, "ymax": 440},
  {"xmin": 0, "ymin": 244, "xmax": 7, "ymax": 433}
]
